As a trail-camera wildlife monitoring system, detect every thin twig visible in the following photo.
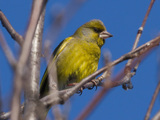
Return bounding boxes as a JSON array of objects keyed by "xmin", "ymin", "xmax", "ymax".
[
  {"xmin": 0, "ymin": 31, "xmax": 17, "ymax": 68},
  {"xmin": 10, "ymin": 0, "xmax": 47, "ymax": 120},
  {"xmin": 144, "ymin": 81, "xmax": 160, "ymax": 120},
  {"xmin": 129, "ymin": 0, "xmax": 155, "ymax": 58},
  {"xmin": 144, "ymin": 50, "xmax": 160, "ymax": 120},
  {"xmin": 124, "ymin": 0, "xmax": 156, "ymax": 89},
  {"xmin": 0, "ymin": 10, "xmax": 24, "ymax": 46}
]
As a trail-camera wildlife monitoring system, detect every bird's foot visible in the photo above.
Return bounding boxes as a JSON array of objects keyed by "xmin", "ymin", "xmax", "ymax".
[
  {"xmin": 77, "ymin": 86, "xmax": 85, "ymax": 96},
  {"xmin": 67, "ymin": 83, "xmax": 84, "ymax": 95},
  {"xmin": 88, "ymin": 80, "xmax": 98, "ymax": 90}
]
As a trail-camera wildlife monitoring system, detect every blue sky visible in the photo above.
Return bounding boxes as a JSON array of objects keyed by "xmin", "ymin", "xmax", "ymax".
[{"xmin": 0, "ymin": 0, "xmax": 160, "ymax": 120}]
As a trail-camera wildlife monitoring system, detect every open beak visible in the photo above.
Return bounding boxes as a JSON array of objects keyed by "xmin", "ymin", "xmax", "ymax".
[{"xmin": 99, "ymin": 31, "xmax": 113, "ymax": 39}]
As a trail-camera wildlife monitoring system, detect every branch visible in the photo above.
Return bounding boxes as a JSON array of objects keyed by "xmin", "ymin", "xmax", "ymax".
[
  {"xmin": 10, "ymin": 0, "xmax": 47, "ymax": 120},
  {"xmin": 0, "ymin": 10, "xmax": 23, "ymax": 46},
  {"xmin": 144, "ymin": 80, "xmax": 160, "ymax": 120},
  {"xmin": 0, "ymin": 31, "xmax": 17, "ymax": 68},
  {"xmin": 23, "ymin": 8, "xmax": 46, "ymax": 120},
  {"xmin": 144, "ymin": 37, "xmax": 160, "ymax": 120},
  {"xmin": 123, "ymin": 0, "xmax": 156, "ymax": 89}
]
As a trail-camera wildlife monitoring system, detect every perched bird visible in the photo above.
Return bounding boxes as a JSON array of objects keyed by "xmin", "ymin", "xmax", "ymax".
[{"xmin": 40, "ymin": 19, "xmax": 112, "ymax": 98}]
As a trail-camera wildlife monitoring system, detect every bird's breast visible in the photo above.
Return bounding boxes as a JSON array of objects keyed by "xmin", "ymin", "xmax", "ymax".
[{"xmin": 56, "ymin": 40, "xmax": 101, "ymax": 89}]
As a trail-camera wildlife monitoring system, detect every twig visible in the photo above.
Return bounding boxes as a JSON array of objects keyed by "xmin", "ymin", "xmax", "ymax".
[
  {"xmin": 144, "ymin": 80, "xmax": 160, "ymax": 120},
  {"xmin": 0, "ymin": 31, "xmax": 17, "ymax": 68},
  {"xmin": 144, "ymin": 46, "xmax": 160, "ymax": 120},
  {"xmin": 0, "ymin": 10, "xmax": 23, "ymax": 46},
  {"xmin": 10, "ymin": 0, "xmax": 47, "ymax": 120},
  {"xmin": 129, "ymin": 0, "xmax": 155, "ymax": 59},
  {"xmin": 124, "ymin": 0, "xmax": 156, "ymax": 89}
]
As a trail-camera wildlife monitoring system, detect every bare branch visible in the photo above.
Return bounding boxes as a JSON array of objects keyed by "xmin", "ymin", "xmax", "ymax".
[
  {"xmin": 124, "ymin": 0, "xmax": 156, "ymax": 89},
  {"xmin": 130, "ymin": 0, "xmax": 155, "ymax": 56},
  {"xmin": 141, "ymin": 0, "xmax": 155, "ymax": 28},
  {"xmin": 132, "ymin": 0, "xmax": 155, "ymax": 50},
  {"xmin": 11, "ymin": 0, "xmax": 47, "ymax": 120},
  {"xmin": 144, "ymin": 40, "xmax": 160, "ymax": 120},
  {"xmin": 0, "ymin": 31, "xmax": 17, "ymax": 68},
  {"xmin": 144, "ymin": 81, "xmax": 160, "ymax": 120},
  {"xmin": 23, "ymin": 8, "xmax": 46, "ymax": 120},
  {"xmin": 0, "ymin": 10, "xmax": 23, "ymax": 46}
]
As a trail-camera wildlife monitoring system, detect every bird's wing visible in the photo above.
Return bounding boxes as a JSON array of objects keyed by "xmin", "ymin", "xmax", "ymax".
[
  {"xmin": 40, "ymin": 36, "xmax": 73, "ymax": 98},
  {"xmin": 52, "ymin": 36, "xmax": 73, "ymax": 59}
]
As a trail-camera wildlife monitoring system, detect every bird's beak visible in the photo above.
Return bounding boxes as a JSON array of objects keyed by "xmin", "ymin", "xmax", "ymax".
[{"xmin": 99, "ymin": 31, "xmax": 113, "ymax": 39}]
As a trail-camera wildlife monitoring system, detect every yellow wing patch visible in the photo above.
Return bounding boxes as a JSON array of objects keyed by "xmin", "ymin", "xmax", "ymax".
[
  {"xmin": 40, "ymin": 36, "xmax": 73, "ymax": 90},
  {"xmin": 54, "ymin": 36, "xmax": 73, "ymax": 59}
]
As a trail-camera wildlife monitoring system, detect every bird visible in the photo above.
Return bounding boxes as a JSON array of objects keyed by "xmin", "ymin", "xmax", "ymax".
[{"xmin": 40, "ymin": 19, "xmax": 112, "ymax": 98}]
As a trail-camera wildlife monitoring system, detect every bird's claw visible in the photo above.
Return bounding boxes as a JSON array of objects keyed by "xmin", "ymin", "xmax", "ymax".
[
  {"xmin": 67, "ymin": 83, "xmax": 84, "ymax": 95},
  {"xmin": 88, "ymin": 80, "xmax": 98, "ymax": 90},
  {"xmin": 77, "ymin": 86, "xmax": 84, "ymax": 96}
]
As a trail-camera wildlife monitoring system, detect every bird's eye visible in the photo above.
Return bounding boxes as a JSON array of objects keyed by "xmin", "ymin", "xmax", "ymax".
[{"xmin": 93, "ymin": 27, "xmax": 100, "ymax": 33}]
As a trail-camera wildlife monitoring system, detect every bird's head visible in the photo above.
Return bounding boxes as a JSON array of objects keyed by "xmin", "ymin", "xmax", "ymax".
[{"xmin": 73, "ymin": 19, "xmax": 113, "ymax": 47}]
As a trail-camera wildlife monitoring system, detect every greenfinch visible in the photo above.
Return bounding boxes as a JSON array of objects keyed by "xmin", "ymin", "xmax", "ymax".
[{"xmin": 40, "ymin": 19, "xmax": 112, "ymax": 98}]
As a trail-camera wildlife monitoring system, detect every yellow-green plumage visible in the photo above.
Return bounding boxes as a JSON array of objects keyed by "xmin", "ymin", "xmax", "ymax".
[{"xmin": 40, "ymin": 19, "xmax": 112, "ymax": 98}]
